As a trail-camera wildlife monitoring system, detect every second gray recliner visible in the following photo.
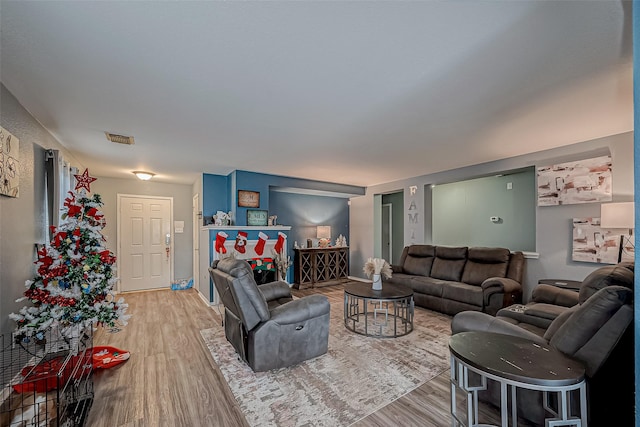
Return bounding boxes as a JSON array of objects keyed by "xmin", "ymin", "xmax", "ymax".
[{"xmin": 451, "ymin": 262, "xmax": 634, "ymax": 425}]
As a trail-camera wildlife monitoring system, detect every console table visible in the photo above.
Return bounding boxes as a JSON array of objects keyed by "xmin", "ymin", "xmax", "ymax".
[
  {"xmin": 449, "ymin": 331, "xmax": 587, "ymax": 427},
  {"xmin": 293, "ymin": 247, "xmax": 349, "ymax": 289}
]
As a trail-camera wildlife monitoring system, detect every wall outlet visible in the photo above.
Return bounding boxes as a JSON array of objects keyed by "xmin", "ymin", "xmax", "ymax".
[{"xmin": 506, "ymin": 182, "xmax": 513, "ymax": 190}]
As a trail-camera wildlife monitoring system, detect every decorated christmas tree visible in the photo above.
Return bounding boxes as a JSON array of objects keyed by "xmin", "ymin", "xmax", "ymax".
[{"xmin": 10, "ymin": 169, "xmax": 130, "ymax": 341}]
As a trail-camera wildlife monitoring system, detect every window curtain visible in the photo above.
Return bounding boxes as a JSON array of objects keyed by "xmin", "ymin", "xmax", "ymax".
[{"xmin": 45, "ymin": 150, "xmax": 77, "ymax": 236}]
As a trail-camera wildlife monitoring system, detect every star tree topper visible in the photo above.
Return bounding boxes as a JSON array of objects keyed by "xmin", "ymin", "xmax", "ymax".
[{"xmin": 74, "ymin": 168, "xmax": 97, "ymax": 192}]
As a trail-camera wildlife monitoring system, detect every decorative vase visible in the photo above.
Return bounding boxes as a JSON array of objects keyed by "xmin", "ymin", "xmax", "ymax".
[{"xmin": 372, "ymin": 273, "xmax": 382, "ymax": 291}]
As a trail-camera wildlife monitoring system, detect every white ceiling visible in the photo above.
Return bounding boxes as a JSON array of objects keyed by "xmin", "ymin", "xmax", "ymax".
[{"xmin": 0, "ymin": 1, "xmax": 633, "ymax": 187}]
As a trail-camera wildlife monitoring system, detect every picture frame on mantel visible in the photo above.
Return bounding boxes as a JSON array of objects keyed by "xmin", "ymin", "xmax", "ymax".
[
  {"xmin": 247, "ymin": 209, "xmax": 268, "ymax": 226},
  {"xmin": 238, "ymin": 190, "xmax": 260, "ymax": 208}
]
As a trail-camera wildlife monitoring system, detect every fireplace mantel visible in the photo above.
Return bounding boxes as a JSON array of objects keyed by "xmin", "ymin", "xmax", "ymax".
[{"xmin": 200, "ymin": 225, "xmax": 291, "ymax": 231}]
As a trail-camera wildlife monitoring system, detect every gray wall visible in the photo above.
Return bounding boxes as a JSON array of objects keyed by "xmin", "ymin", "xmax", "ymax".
[
  {"xmin": 350, "ymin": 131, "xmax": 634, "ymax": 301},
  {"xmin": 0, "ymin": 84, "xmax": 84, "ymax": 332},
  {"xmin": 92, "ymin": 177, "xmax": 194, "ymax": 284},
  {"xmin": 432, "ymin": 168, "xmax": 536, "ymax": 252}
]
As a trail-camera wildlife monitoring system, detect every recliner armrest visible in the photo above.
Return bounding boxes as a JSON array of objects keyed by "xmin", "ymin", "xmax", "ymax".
[
  {"xmin": 451, "ymin": 311, "xmax": 547, "ymax": 345},
  {"xmin": 481, "ymin": 277, "xmax": 522, "ymax": 306},
  {"xmin": 259, "ymin": 281, "xmax": 292, "ymax": 302},
  {"xmin": 269, "ymin": 295, "xmax": 330, "ymax": 325},
  {"xmin": 531, "ymin": 284, "xmax": 579, "ymax": 307},
  {"xmin": 481, "ymin": 277, "xmax": 521, "ymax": 293}
]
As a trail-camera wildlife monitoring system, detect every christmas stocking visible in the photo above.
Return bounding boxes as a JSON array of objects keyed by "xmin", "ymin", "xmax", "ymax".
[
  {"xmin": 234, "ymin": 231, "xmax": 248, "ymax": 254},
  {"xmin": 254, "ymin": 232, "xmax": 269, "ymax": 256},
  {"xmin": 215, "ymin": 231, "xmax": 228, "ymax": 254},
  {"xmin": 274, "ymin": 232, "xmax": 286, "ymax": 253}
]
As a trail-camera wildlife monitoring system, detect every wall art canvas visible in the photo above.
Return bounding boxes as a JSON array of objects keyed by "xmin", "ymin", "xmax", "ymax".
[
  {"xmin": 537, "ymin": 155, "xmax": 611, "ymax": 206},
  {"xmin": 572, "ymin": 218, "xmax": 624, "ymax": 264},
  {"xmin": 0, "ymin": 126, "xmax": 19, "ymax": 197}
]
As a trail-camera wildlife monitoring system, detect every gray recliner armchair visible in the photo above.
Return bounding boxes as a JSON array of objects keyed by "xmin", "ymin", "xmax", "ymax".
[
  {"xmin": 209, "ymin": 257, "xmax": 330, "ymax": 372},
  {"xmin": 451, "ymin": 262, "xmax": 634, "ymax": 425}
]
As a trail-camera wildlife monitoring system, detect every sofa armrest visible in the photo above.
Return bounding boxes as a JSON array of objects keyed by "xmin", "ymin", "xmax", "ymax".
[
  {"xmin": 451, "ymin": 311, "xmax": 547, "ymax": 345},
  {"xmin": 481, "ymin": 277, "xmax": 521, "ymax": 293},
  {"xmin": 391, "ymin": 264, "xmax": 404, "ymax": 274},
  {"xmin": 531, "ymin": 284, "xmax": 579, "ymax": 307},
  {"xmin": 481, "ymin": 277, "xmax": 522, "ymax": 312},
  {"xmin": 269, "ymin": 295, "xmax": 330, "ymax": 325},
  {"xmin": 259, "ymin": 281, "xmax": 292, "ymax": 302}
]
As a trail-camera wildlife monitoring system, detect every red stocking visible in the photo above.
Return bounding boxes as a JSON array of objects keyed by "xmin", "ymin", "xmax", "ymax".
[
  {"xmin": 254, "ymin": 232, "xmax": 268, "ymax": 256},
  {"xmin": 274, "ymin": 232, "xmax": 286, "ymax": 253},
  {"xmin": 234, "ymin": 231, "xmax": 247, "ymax": 254},
  {"xmin": 215, "ymin": 231, "xmax": 228, "ymax": 254}
]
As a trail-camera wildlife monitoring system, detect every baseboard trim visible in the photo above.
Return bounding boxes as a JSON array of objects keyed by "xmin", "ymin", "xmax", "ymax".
[{"xmin": 197, "ymin": 290, "xmax": 211, "ymax": 306}]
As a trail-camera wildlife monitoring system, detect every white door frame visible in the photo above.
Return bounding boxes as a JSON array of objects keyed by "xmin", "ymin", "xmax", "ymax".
[{"xmin": 117, "ymin": 194, "xmax": 174, "ymax": 292}]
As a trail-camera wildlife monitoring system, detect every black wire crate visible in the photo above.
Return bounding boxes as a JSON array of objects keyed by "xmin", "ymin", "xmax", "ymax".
[{"xmin": 0, "ymin": 327, "xmax": 94, "ymax": 427}]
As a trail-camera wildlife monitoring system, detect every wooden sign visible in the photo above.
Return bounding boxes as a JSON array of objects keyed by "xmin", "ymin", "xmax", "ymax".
[{"xmin": 238, "ymin": 190, "xmax": 260, "ymax": 208}]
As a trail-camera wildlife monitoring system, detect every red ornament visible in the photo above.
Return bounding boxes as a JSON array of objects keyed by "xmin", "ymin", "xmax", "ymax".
[
  {"xmin": 74, "ymin": 169, "xmax": 97, "ymax": 192},
  {"xmin": 67, "ymin": 204, "xmax": 82, "ymax": 217},
  {"xmin": 53, "ymin": 231, "xmax": 67, "ymax": 247}
]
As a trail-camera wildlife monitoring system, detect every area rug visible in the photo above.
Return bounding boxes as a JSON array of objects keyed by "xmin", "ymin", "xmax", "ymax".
[{"xmin": 200, "ymin": 298, "xmax": 452, "ymax": 427}]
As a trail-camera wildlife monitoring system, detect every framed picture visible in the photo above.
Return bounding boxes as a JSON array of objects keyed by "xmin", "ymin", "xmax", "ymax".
[
  {"xmin": 0, "ymin": 126, "xmax": 20, "ymax": 198},
  {"xmin": 537, "ymin": 155, "xmax": 612, "ymax": 206},
  {"xmin": 247, "ymin": 209, "xmax": 268, "ymax": 226},
  {"xmin": 238, "ymin": 190, "xmax": 260, "ymax": 208},
  {"xmin": 572, "ymin": 217, "xmax": 621, "ymax": 264}
]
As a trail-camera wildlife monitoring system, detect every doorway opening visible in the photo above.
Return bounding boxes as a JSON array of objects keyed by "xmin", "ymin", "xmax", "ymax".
[{"xmin": 374, "ymin": 191, "xmax": 404, "ymax": 265}]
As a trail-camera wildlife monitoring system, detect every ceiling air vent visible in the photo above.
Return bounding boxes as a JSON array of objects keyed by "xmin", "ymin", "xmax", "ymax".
[{"xmin": 105, "ymin": 132, "xmax": 135, "ymax": 145}]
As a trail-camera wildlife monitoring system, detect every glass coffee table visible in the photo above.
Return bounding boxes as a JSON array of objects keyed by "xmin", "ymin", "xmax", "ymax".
[{"xmin": 343, "ymin": 282, "xmax": 414, "ymax": 338}]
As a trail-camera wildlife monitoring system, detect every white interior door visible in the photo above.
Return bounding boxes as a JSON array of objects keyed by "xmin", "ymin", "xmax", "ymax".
[{"xmin": 119, "ymin": 195, "xmax": 173, "ymax": 292}]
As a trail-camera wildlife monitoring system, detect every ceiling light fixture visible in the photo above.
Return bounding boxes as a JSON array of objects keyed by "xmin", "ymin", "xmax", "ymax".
[
  {"xmin": 105, "ymin": 132, "xmax": 135, "ymax": 145},
  {"xmin": 133, "ymin": 171, "xmax": 155, "ymax": 181}
]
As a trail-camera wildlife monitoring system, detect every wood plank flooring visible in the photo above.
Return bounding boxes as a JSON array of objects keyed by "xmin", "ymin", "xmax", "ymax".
[{"xmin": 87, "ymin": 285, "xmax": 529, "ymax": 426}]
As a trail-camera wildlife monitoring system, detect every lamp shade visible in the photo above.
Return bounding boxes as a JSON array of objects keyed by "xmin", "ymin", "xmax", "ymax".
[
  {"xmin": 600, "ymin": 202, "xmax": 634, "ymax": 229},
  {"xmin": 316, "ymin": 226, "xmax": 331, "ymax": 239}
]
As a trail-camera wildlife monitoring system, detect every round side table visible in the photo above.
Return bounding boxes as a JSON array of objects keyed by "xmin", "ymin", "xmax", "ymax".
[{"xmin": 449, "ymin": 331, "xmax": 587, "ymax": 427}]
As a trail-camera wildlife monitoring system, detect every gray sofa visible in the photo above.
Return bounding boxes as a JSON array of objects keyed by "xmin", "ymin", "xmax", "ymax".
[
  {"xmin": 451, "ymin": 262, "xmax": 634, "ymax": 425},
  {"xmin": 384, "ymin": 245, "xmax": 525, "ymax": 316},
  {"xmin": 209, "ymin": 258, "xmax": 330, "ymax": 371}
]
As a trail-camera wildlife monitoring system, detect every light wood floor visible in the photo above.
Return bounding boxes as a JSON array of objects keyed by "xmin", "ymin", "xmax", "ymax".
[{"xmin": 87, "ymin": 285, "xmax": 529, "ymax": 427}]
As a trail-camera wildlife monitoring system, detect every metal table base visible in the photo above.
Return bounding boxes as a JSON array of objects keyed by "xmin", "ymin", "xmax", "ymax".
[{"xmin": 343, "ymin": 291, "xmax": 414, "ymax": 338}]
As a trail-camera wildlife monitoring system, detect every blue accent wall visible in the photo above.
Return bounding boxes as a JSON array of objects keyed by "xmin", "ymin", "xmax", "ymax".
[
  {"xmin": 202, "ymin": 174, "xmax": 230, "ymax": 219},
  {"xmin": 234, "ymin": 170, "xmax": 363, "ymax": 226},
  {"xmin": 204, "ymin": 169, "xmax": 364, "ymax": 226},
  {"xmin": 633, "ymin": 0, "xmax": 639, "ymax": 422},
  {"xmin": 269, "ymin": 191, "xmax": 350, "ymax": 259}
]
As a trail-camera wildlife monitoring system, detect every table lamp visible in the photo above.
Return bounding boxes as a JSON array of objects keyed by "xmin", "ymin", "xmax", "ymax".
[
  {"xmin": 600, "ymin": 202, "xmax": 635, "ymax": 262},
  {"xmin": 317, "ymin": 226, "xmax": 331, "ymax": 248}
]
